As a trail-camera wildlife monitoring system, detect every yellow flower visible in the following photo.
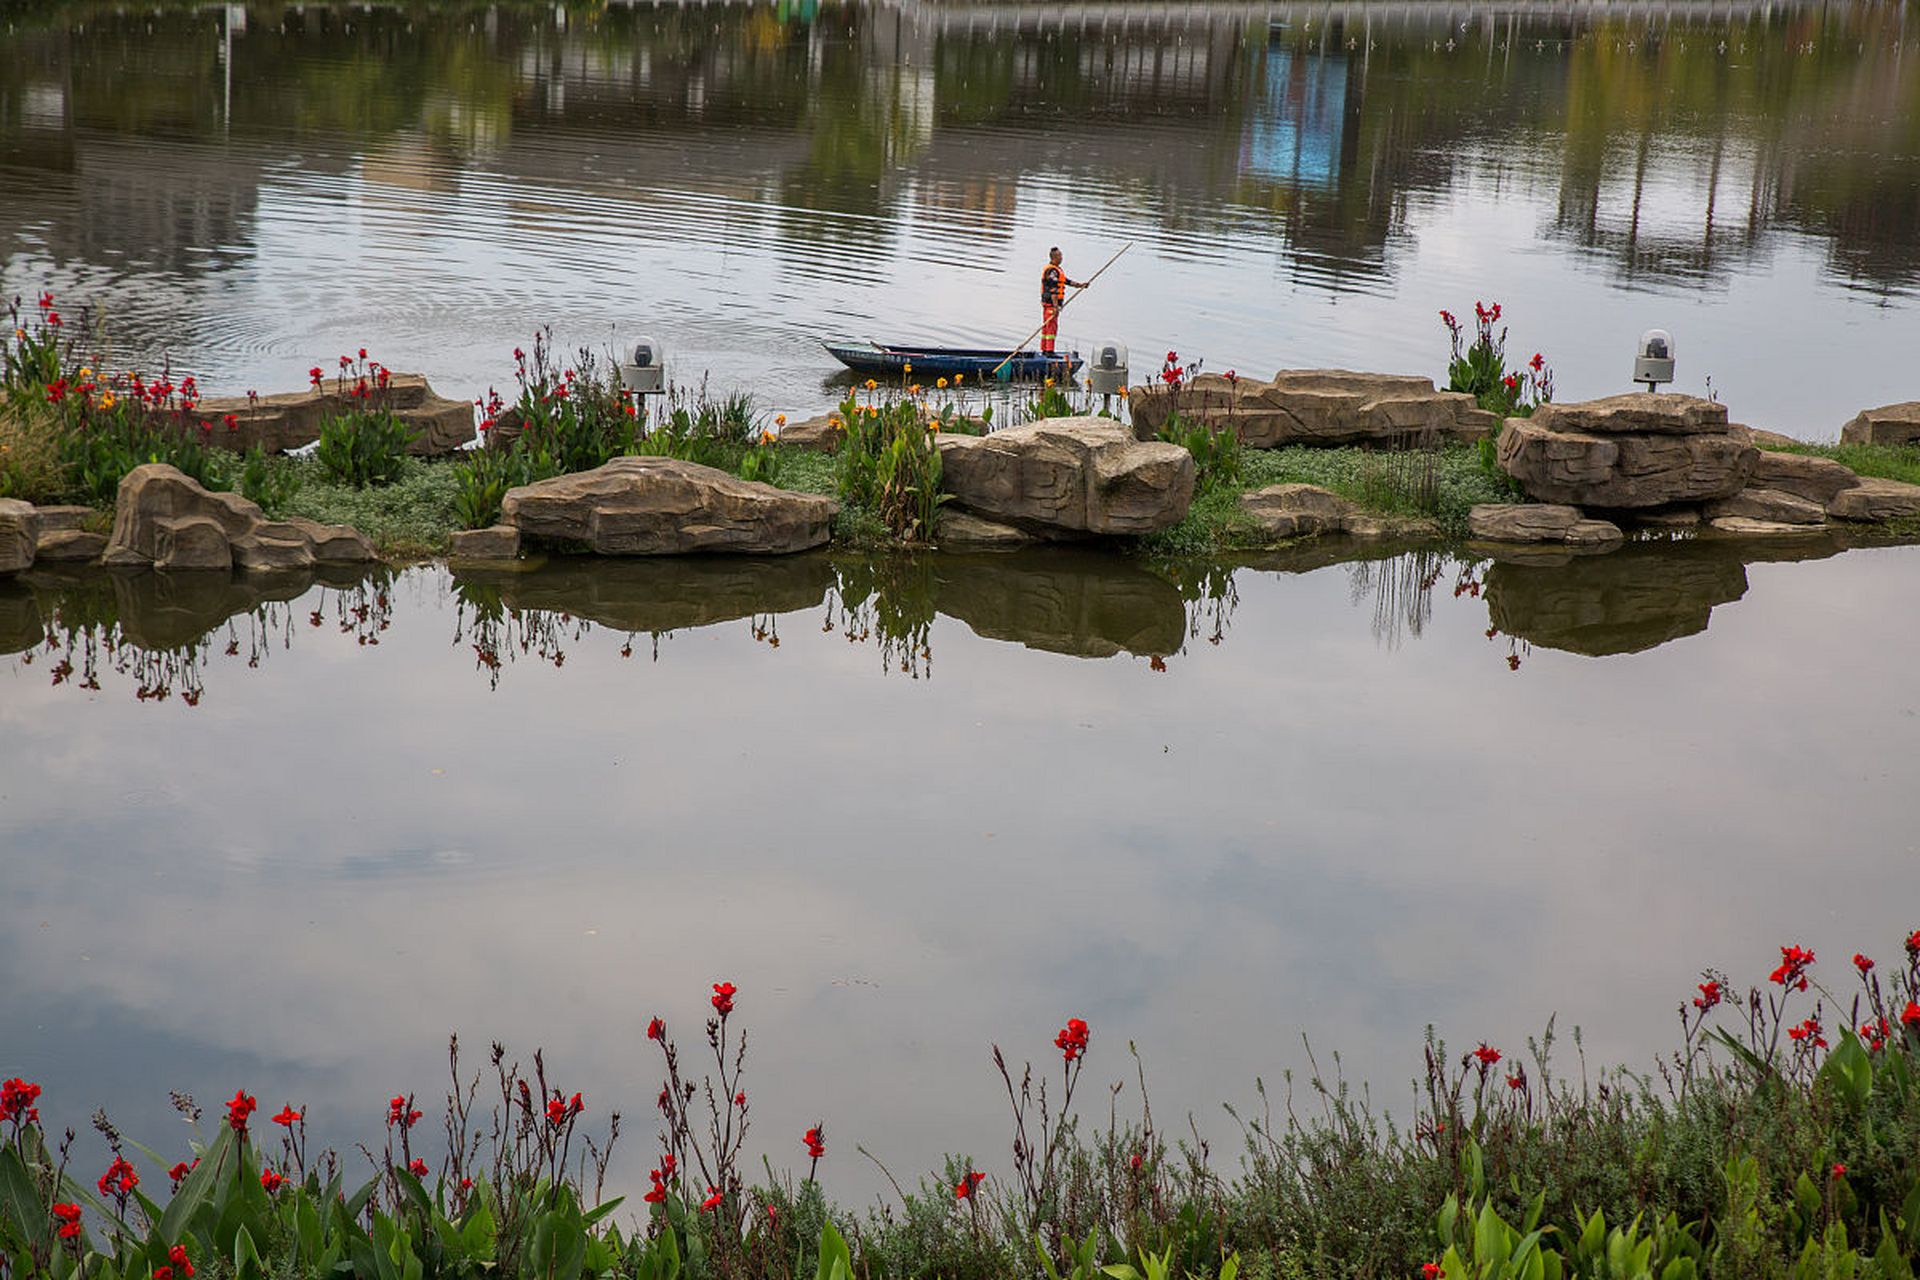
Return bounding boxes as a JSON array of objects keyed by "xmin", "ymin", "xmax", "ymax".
[
  {"xmin": 775, "ymin": 413, "xmax": 787, "ymax": 426},
  {"xmin": 828, "ymin": 413, "xmax": 842, "ymax": 426},
  {"xmin": 1119, "ymin": 387, "xmax": 1130, "ymax": 399},
  {"xmin": 954, "ymin": 373, "xmax": 964, "ymax": 385},
  {"xmin": 78, "ymin": 366, "xmax": 92, "ymax": 378},
  {"xmin": 936, "ymin": 377, "xmax": 949, "ymax": 390},
  {"xmin": 929, "ymin": 418, "xmax": 941, "ymax": 433},
  {"xmin": 864, "ymin": 378, "xmax": 878, "ymax": 391},
  {"xmin": 909, "ymin": 384, "xmax": 922, "ymax": 396},
  {"xmin": 101, "ymin": 391, "xmax": 116, "ymax": 408},
  {"xmin": 1045, "ymin": 377, "xmax": 1055, "ymax": 388},
  {"xmin": 760, "ymin": 430, "xmax": 775, "ymax": 444},
  {"xmin": 903, "ymin": 363, "xmax": 913, "ymax": 375}
]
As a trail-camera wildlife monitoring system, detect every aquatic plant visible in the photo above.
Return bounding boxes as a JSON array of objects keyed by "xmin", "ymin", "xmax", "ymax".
[
  {"xmin": 313, "ymin": 353, "xmax": 416, "ymax": 488},
  {"xmin": 834, "ymin": 384, "xmax": 947, "ymax": 543},
  {"xmin": 1439, "ymin": 301, "xmax": 1554, "ymax": 420},
  {"xmin": 1151, "ymin": 352, "xmax": 1242, "ymax": 494}
]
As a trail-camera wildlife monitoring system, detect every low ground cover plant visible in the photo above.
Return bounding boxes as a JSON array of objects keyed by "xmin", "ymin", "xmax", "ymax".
[{"xmin": 5, "ymin": 935, "xmax": 1919, "ymax": 1280}]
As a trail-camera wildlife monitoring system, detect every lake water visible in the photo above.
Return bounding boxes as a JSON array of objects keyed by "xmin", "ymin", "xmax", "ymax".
[
  {"xmin": 4, "ymin": 0, "xmax": 1920, "ymax": 1207},
  {"xmin": 5, "ymin": 536, "xmax": 1920, "ymax": 1200},
  {"xmin": 4, "ymin": 0, "xmax": 1920, "ymax": 437}
]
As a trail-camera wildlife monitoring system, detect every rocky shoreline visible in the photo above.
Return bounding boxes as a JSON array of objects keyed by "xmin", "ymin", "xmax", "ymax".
[{"xmin": 4, "ymin": 378, "xmax": 1919, "ymax": 584}]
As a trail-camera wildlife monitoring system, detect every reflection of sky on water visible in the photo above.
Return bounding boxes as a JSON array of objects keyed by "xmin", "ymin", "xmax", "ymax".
[
  {"xmin": 4, "ymin": 546, "xmax": 1919, "ymax": 1203},
  {"xmin": 3, "ymin": 3, "xmax": 1920, "ymax": 435}
]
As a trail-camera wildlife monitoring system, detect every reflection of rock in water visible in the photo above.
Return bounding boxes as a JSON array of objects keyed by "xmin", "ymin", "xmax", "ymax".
[
  {"xmin": 108, "ymin": 568, "xmax": 318, "ymax": 650},
  {"xmin": 1485, "ymin": 543, "xmax": 1758, "ymax": 656},
  {"xmin": 454, "ymin": 555, "xmax": 836, "ymax": 633},
  {"xmin": 0, "ymin": 582, "xmax": 43, "ymax": 655},
  {"xmin": 932, "ymin": 549, "xmax": 1186, "ymax": 658}
]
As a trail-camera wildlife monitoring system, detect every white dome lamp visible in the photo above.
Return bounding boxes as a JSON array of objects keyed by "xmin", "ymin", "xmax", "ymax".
[
  {"xmin": 1087, "ymin": 341, "xmax": 1129, "ymax": 416},
  {"xmin": 620, "ymin": 337, "xmax": 666, "ymax": 397},
  {"xmin": 1634, "ymin": 329, "xmax": 1675, "ymax": 393}
]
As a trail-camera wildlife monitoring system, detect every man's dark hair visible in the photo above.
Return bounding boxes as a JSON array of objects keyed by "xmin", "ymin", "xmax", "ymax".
[{"xmin": 1049, "ymin": 246, "xmax": 1060, "ymax": 255}]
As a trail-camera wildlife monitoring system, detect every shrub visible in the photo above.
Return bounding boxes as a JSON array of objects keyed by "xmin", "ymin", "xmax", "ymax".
[
  {"xmin": 834, "ymin": 386, "xmax": 946, "ymax": 542},
  {"xmin": 450, "ymin": 447, "xmax": 555, "ymax": 531},
  {"xmin": 235, "ymin": 445, "xmax": 301, "ymax": 516},
  {"xmin": 0, "ymin": 400, "xmax": 65, "ymax": 503},
  {"xmin": 500, "ymin": 331, "xmax": 638, "ymax": 474},
  {"xmin": 1440, "ymin": 302, "xmax": 1553, "ymax": 418}
]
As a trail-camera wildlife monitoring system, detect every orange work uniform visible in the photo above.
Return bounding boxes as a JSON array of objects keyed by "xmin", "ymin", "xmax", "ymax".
[{"xmin": 1039, "ymin": 262, "xmax": 1082, "ymax": 355}]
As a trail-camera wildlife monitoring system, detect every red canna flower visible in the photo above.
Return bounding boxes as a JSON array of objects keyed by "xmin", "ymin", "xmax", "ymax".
[
  {"xmin": 1832, "ymin": 1163, "xmax": 1847, "ymax": 1179},
  {"xmin": 1854, "ymin": 954, "xmax": 1874, "ymax": 974},
  {"xmin": 388, "ymin": 1095, "xmax": 423, "ymax": 1129},
  {"xmin": 803, "ymin": 1126, "xmax": 826, "ymax": 1160},
  {"xmin": 155, "ymin": 1268, "xmax": 174, "ymax": 1280},
  {"xmin": 1502, "ymin": 373, "xmax": 1520, "ymax": 393},
  {"xmin": 734, "ymin": 1091, "xmax": 747, "ymax": 1109},
  {"xmin": 1901, "ymin": 1001, "xmax": 1920, "ymax": 1027},
  {"xmin": 0, "ymin": 1078, "xmax": 40, "ymax": 1124},
  {"xmin": 1529, "ymin": 352, "xmax": 1544, "ymax": 372},
  {"xmin": 1694, "ymin": 979, "xmax": 1722, "ymax": 1010},
  {"xmin": 227, "ymin": 1090, "xmax": 258, "ymax": 1133},
  {"xmin": 408, "ymin": 1159, "xmax": 429, "ymax": 1177},
  {"xmin": 1422, "ymin": 1265, "xmax": 1443, "ymax": 1280},
  {"xmin": 1054, "ymin": 1017, "xmax": 1090, "ymax": 1064},
  {"xmin": 260, "ymin": 1167, "xmax": 286, "ymax": 1193},
  {"xmin": 37, "ymin": 291, "xmax": 53, "ymax": 310},
  {"xmin": 1770, "ymin": 944, "xmax": 1815, "ymax": 991},
  {"xmin": 272, "ymin": 1105, "xmax": 300, "ymax": 1127},
  {"xmin": 701, "ymin": 1187, "xmax": 724, "ymax": 1212},
  {"xmin": 1906, "ymin": 929, "xmax": 1920, "ymax": 958},
  {"xmin": 1472, "ymin": 1043, "xmax": 1502, "ymax": 1067},
  {"xmin": 97, "ymin": 1156, "xmax": 139, "ymax": 1200},
  {"xmin": 712, "ymin": 982, "xmax": 738, "ymax": 1016},
  {"xmin": 955, "ymin": 1171, "xmax": 986, "ymax": 1200},
  {"xmin": 1506, "ymin": 1074, "xmax": 1524, "ymax": 1090},
  {"xmin": 52, "ymin": 1202, "xmax": 82, "ymax": 1240},
  {"xmin": 358, "ymin": 348, "xmax": 368, "ymax": 360},
  {"xmin": 168, "ymin": 1160, "xmax": 195, "ymax": 1187},
  {"xmin": 647, "ymin": 1017, "xmax": 665, "ymax": 1040},
  {"xmin": 169, "ymin": 1243, "xmax": 194, "ymax": 1278},
  {"xmin": 1787, "ymin": 1016, "xmax": 1827, "ymax": 1048},
  {"xmin": 1128, "ymin": 1152, "xmax": 1142, "ymax": 1171}
]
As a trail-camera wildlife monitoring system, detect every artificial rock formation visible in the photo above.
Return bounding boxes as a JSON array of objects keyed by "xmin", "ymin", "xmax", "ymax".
[
  {"xmin": 191, "ymin": 373, "xmax": 476, "ymax": 456},
  {"xmin": 102, "ymin": 464, "xmax": 376, "ymax": 571},
  {"xmin": 1826, "ymin": 477, "xmax": 1920, "ymax": 522},
  {"xmin": 935, "ymin": 416, "xmax": 1193, "ymax": 537},
  {"xmin": 1747, "ymin": 449, "xmax": 1861, "ymax": 506},
  {"xmin": 0, "ymin": 500, "xmax": 41, "ymax": 575},
  {"xmin": 1126, "ymin": 370, "xmax": 1499, "ymax": 448},
  {"xmin": 1840, "ymin": 403, "xmax": 1920, "ymax": 448},
  {"xmin": 499, "ymin": 456, "xmax": 837, "ymax": 555},
  {"xmin": 448, "ymin": 526, "xmax": 524, "ymax": 560},
  {"xmin": 1466, "ymin": 503, "xmax": 1624, "ymax": 547},
  {"xmin": 1497, "ymin": 394, "xmax": 1756, "ymax": 509},
  {"xmin": 1238, "ymin": 484, "xmax": 1355, "ymax": 539}
]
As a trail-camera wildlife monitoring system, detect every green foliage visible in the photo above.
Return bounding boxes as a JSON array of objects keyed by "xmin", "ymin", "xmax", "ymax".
[
  {"xmin": 502, "ymin": 333, "xmax": 639, "ymax": 475},
  {"xmin": 282, "ymin": 457, "xmax": 464, "ymax": 556},
  {"xmin": 451, "ymin": 447, "xmax": 557, "ymax": 531},
  {"xmin": 1441, "ymin": 302, "xmax": 1553, "ymax": 418},
  {"xmin": 1157, "ymin": 413, "xmax": 1243, "ymax": 494},
  {"xmin": 235, "ymin": 445, "xmax": 301, "ymax": 516},
  {"xmin": 315, "ymin": 407, "xmax": 415, "ymax": 488},
  {"xmin": 834, "ymin": 392, "xmax": 946, "ymax": 543}
]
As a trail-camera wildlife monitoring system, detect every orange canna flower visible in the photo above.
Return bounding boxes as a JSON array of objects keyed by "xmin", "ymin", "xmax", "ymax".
[
  {"xmin": 775, "ymin": 413, "xmax": 787, "ymax": 426},
  {"xmin": 936, "ymin": 377, "xmax": 949, "ymax": 389}
]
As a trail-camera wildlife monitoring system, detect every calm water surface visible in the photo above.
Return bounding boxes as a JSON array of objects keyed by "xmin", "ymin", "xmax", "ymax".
[
  {"xmin": 4, "ymin": 1, "xmax": 1920, "ymax": 433},
  {"xmin": 4, "ymin": 539, "xmax": 1919, "ymax": 1200}
]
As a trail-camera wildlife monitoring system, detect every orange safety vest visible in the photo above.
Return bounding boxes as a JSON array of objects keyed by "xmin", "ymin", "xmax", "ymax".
[{"xmin": 1041, "ymin": 263, "xmax": 1067, "ymax": 308}]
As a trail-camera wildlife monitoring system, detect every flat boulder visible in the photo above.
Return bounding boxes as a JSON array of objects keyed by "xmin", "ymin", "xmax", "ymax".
[
  {"xmin": 934, "ymin": 509, "xmax": 1038, "ymax": 550},
  {"xmin": 1840, "ymin": 402, "xmax": 1920, "ymax": 448},
  {"xmin": 191, "ymin": 373, "xmax": 477, "ymax": 456},
  {"xmin": 1826, "ymin": 477, "xmax": 1920, "ymax": 522},
  {"xmin": 1238, "ymin": 484, "xmax": 1353, "ymax": 538},
  {"xmin": 500, "ymin": 456, "xmax": 837, "ymax": 555},
  {"xmin": 0, "ymin": 499, "xmax": 41, "ymax": 575},
  {"xmin": 35, "ymin": 529, "xmax": 107, "ymax": 562},
  {"xmin": 936, "ymin": 416, "xmax": 1193, "ymax": 536},
  {"xmin": 1467, "ymin": 503, "xmax": 1580, "ymax": 542},
  {"xmin": 285, "ymin": 517, "xmax": 377, "ymax": 564},
  {"xmin": 1128, "ymin": 369, "xmax": 1497, "ymax": 448},
  {"xmin": 154, "ymin": 516, "xmax": 233, "ymax": 571},
  {"xmin": 105, "ymin": 464, "xmax": 264, "ymax": 566},
  {"xmin": 1497, "ymin": 396, "xmax": 1756, "ymax": 509},
  {"xmin": 448, "ymin": 525, "xmax": 523, "ymax": 560},
  {"xmin": 1704, "ymin": 487, "xmax": 1826, "ymax": 526},
  {"xmin": 1749, "ymin": 450, "xmax": 1860, "ymax": 505}
]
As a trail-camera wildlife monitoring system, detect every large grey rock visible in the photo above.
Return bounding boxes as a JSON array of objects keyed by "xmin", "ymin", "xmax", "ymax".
[
  {"xmin": 448, "ymin": 525, "xmax": 523, "ymax": 560},
  {"xmin": 0, "ymin": 499, "xmax": 41, "ymax": 575},
  {"xmin": 934, "ymin": 509, "xmax": 1038, "ymax": 549},
  {"xmin": 190, "ymin": 373, "xmax": 476, "ymax": 456},
  {"xmin": 1749, "ymin": 450, "xmax": 1860, "ymax": 505},
  {"xmin": 232, "ymin": 524, "xmax": 317, "ymax": 572},
  {"xmin": 1128, "ymin": 369, "xmax": 1498, "ymax": 448},
  {"xmin": 34, "ymin": 529, "xmax": 107, "ymax": 562},
  {"xmin": 284, "ymin": 517, "xmax": 377, "ymax": 564},
  {"xmin": 106, "ymin": 464, "xmax": 264, "ymax": 564},
  {"xmin": 1529, "ymin": 393, "xmax": 1730, "ymax": 436},
  {"xmin": 1467, "ymin": 503, "xmax": 1624, "ymax": 547},
  {"xmin": 936, "ymin": 416, "xmax": 1193, "ymax": 536},
  {"xmin": 1238, "ymin": 484, "xmax": 1353, "ymax": 538},
  {"xmin": 1840, "ymin": 402, "xmax": 1920, "ymax": 447},
  {"xmin": 1704, "ymin": 487, "xmax": 1826, "ymax": 526},
  {"xmin": 1826, "ymin": 477, "xmax": 1920, "ymax": 522},
  {"xmin": 1497, "ymin": 399, "xmax": 1756, "ymax": 509},
  {"xmin": 500, "ymin": 456, "xmax": 837, "ymax": 555},
  {"xmin": 154, "ymin": 516, "xmax": 233, "ymax": 571},
  {"xmin": 30, "ymin": 505, "xmax": 96, "ymax": 533}
]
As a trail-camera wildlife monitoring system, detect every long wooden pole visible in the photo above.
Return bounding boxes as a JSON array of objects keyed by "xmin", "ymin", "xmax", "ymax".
[{"xmin": 989, "ymin": 241, "xmax": 1133, "ymax": 379}]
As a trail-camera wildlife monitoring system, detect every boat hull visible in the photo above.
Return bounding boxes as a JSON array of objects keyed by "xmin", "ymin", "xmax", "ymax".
[{"xmin": 823, "ymin": 340, "xmax": 1082, "ymax": 381}]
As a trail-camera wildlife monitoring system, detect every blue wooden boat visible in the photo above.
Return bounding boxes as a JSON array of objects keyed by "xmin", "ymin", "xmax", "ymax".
[{"xmin": 822, "ymin": 339, "xmax": 1081, "ymax": 381}]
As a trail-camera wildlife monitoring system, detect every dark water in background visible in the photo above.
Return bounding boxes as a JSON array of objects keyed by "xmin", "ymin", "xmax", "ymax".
[
  {"xmin": 4, "ymin": 537, "xmax": 1920, "ymax": 1201},
  {"xmin": 3, "ymin": 0, "xmax": 1920, "ymax": 434}
]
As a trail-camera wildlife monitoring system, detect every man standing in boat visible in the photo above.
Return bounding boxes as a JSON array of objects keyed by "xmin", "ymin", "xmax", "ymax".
[{"xmin": 1040, "ymin": 247, "xmax": 1085, "ymax": 360}]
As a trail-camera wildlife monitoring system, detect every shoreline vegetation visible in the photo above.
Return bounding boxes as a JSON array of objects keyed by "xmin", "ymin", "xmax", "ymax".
[
  {"xmin": 4, "ymin": 939, "xmax": 1920, "ymax": 1279},
  {"xmin": 7, "ymin": 291, "xmax": 1919, "ymax": 564}
]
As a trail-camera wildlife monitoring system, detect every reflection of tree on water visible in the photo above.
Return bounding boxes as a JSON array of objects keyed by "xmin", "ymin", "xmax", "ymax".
[
  {"xmin": 1, "ymin": 566, "xmax": 391, "ymax": 704},
  {"xmin": 826, "ymin": 554, "xmax": 936, "ymax": 679}
]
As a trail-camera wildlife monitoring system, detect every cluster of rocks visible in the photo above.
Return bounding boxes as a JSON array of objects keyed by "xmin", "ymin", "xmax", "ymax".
[
  {"xmin": 1480, "ymin": 393, "xmax": 1920, "ymax": 545},
  {"xmin": 191, "ymin": 373, "xmax": 476, "ymax": 456},
  {"xmin": 1126, "ymin": 370, "xmax": 1500, "ymax": 447},
  {"xmin": 0, "ymin": 464, "xmax": 376, "ymax": 577}
]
